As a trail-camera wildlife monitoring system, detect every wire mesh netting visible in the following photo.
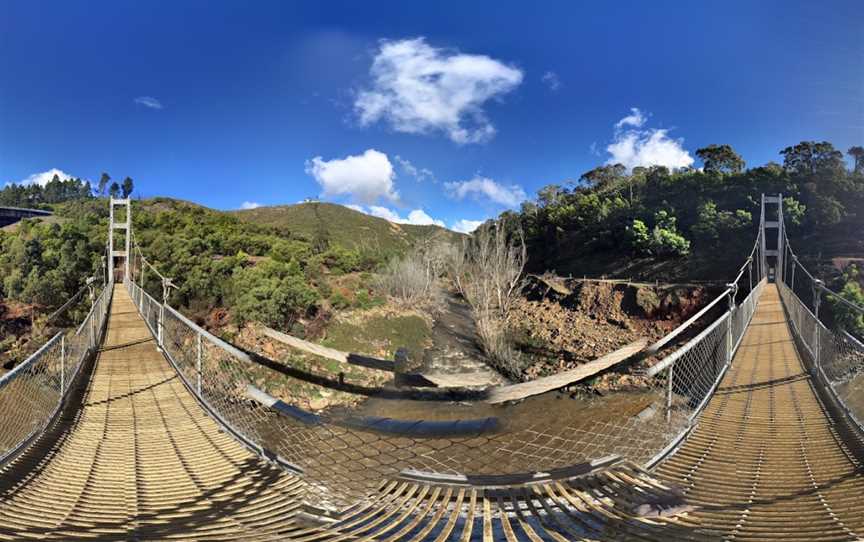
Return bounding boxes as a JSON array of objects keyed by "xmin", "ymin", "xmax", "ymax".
[
  {"xmin": 0, "ymin": 283, "xmax": 112, "ymax": 466},
  {"xmin": 126, "ymin": 239, "xmax": 767, "ymax": 508},
  {"xmin": 778, "ymin": 266, "xmax": 864, "ymax": 430}
]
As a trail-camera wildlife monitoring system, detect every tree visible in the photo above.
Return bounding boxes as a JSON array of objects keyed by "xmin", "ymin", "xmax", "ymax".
[
  {"xmin": 451, "ymin": 218, "xmax": 527, "ymax": 379},
  {"xmin": 108, "ymin": 182, "xmax": 120, "ymax": 198},
  {"xmin": 629, "ymin": 211, "xmax": 690, "ymax": 257},
  {"xmin": 692, "ymin": 201, "xmax": 752, "ymax": 246},
  {"xmin": 579, "ymin": 163, "xmax": 626, "ymax": 188},
  {"xmin": 121, "ymin": 177, "xmax": 134, "ymax": 198},
  {"xmin": 695, "ymin": 144, "xmax": 745, "ymax": 174},
  {"xmin": 780, "ymin": 141, "xmax": 844, "ymax": 176},
  {"xmin": 537, "ymin": 184, "xmax": 564, "ymax": 207},
  {"xmin": 626, "ymin": 219, "xmax": 651, "ymax": 255},
  {"xmin": 848, "ymin": 146, "xmax": 864, "ymax": 174},
  {"xmin": 98, "ymin": 172, "xmax": 110, "ymax": 196}
]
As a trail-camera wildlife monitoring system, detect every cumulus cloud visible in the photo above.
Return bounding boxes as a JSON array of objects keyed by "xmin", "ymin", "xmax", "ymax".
[
  {"xmin": 605, "ymin": 108, "xmax": 694, "ymax": 170},
  {"xmin": 395, "ymin": 155, "xmax": 435, "ymax": 183},
  {"xmin": 134, "ymin": 96, "xmax": 163, "ymax": 110},
  {"xmin": 240, "ymin": 201, "xmax": 261, "ymax": 210},
  {"xmin": 348, "ymin": 204, "xmax": 445, "ymax": 227},
  {"xmin": 444, "ymin": 176, "xmax": 526, "ymax": 207},
  {"xmin": 15, "ymin": 168, "xmax": 80, "ymax": 187},
  {"xmin": 355, "ymin": 37, "xmax": 523, "ymax": 144},
  {"xmin": 451, "ymin": 219, "xmax": 483, "ymax": 233},
  {"xmin": 541, "ymin": 71, "xmax": 561, "ymax": 91},
  {"xmin": 305, "ymin": 149, "xmax": 398, "ymax": 204},
  {"xmin": 615, "ymin": 107, "xmax": 646, "ymax": 129}
]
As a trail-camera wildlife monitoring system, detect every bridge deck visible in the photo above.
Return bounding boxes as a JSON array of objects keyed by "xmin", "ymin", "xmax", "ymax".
[
  {"xmin": 657, "ymin": 285, "xmax": 864, "ymax": 541},
  {"xmin": 2, "ymin": 284, "xmax": 864, "ymax": 540},
  {"xmin": 0, "ymin": 286, "xmax": 308, "ymax": 540}
]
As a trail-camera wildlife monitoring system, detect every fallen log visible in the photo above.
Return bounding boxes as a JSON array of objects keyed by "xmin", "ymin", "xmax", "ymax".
[
  {"xmin": 262, "ymin": 326, "xmax": 395, "ymax": 371},
  {"xmin": 486, "ymin": 338, "xmax": 648, "ymax": 404}
]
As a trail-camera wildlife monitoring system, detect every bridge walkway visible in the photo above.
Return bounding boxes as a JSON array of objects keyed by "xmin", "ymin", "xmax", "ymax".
[
  {"xmin": 656, "ymin": 285, "xmax": 864, "ymax": 541},
  {"xmin": 0, "ymin": 285, "xmax": 311, "ymax": 540}
]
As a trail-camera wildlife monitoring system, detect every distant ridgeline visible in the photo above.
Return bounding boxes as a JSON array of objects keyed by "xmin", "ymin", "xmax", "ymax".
[{"xmin": 506, "ymin": 141, "xmax": 864, "ymax": 282}]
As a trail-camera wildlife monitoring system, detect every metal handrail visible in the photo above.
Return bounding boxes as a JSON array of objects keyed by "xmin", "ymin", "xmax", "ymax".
[{"xmin": 0, "ymin": 280, "xmax": 112, "ymax": 468}]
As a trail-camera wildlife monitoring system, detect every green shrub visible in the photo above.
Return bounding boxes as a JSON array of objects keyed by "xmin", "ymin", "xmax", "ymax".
[
  {"xmin": 329, "ymin": 292, "xmax": 350, "ymax": 310},
  {"xmin": 229, "ymin": 259, "xmax": 319, "ymax": 329}
]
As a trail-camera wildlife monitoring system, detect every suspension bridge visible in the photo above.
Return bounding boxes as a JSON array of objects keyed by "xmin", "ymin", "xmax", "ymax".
[{"xmin": 0, "ymin": 196, "xmax": 862, "ymax": 541}]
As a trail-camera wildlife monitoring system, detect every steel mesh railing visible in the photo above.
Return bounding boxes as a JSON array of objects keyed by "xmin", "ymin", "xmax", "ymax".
[
  {"xmin": 125, "ymin": 217, "xmax": 768, "ymax": 506},
  {"xmin": 0, "ymin": 281, "xmax": 112, "ymax": 467},
  {"xmin": 777, "ymin": 245, "xmax": 864, "ymax": 431}
]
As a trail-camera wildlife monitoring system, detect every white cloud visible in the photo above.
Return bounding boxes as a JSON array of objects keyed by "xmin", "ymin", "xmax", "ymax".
[
  {"xmin": 541, "ymin": 71, "xmax": 561, "ymax": 91},
  {"xmin": 350, "ymin": 204, "xmax": 445, "ymax": 227},
  {"xmin": 134, "ymin": 96, "xmax": 163, "ymax": 110},
  {"xmin": 444, "ymin": 176, "xmax": 526, "ymax": 207},
  {"xmin": 395, "ymin": 155, "xmax": 435, "ymax": 183},
  {"xmin": 605, "ymin": 108, "xmax": 694, "ymax": 170},
  {"xmin": 305, "ymin": 149, "xmax": 398, "ymax": 204},
  {"xmin": 240, "ymin": 201, "xmax": 262, "ymax": 210},
  {"xmin": 355, "ymin": 37, "xmax": 523, "ymax": 144},
  {"xmin": 615, "ymin": 107, "xmax": 646, "ymax": 129},
  {"xmin": 15, "ymin": 168, "xmax": 79, "ymax": 187},
  {"xmin": 367, "ymin": 205, "xmax": 402, "ymax": 222},
  {"xmin": 451, "ymin": 219, "xmax": 483, "ymax": 233}
]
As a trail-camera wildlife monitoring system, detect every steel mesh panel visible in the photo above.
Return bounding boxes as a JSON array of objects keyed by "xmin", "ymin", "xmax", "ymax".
[
  {"xmin": 0, "ymin": 284, "xmax": 111, "ymax": 466},
  {"xmin": 125, "ymin": 272, "xmax": 767, "ymax": 508},
  {"xmin": 778, "ymin": 277, "xmax": 864, "ymax": 430}
]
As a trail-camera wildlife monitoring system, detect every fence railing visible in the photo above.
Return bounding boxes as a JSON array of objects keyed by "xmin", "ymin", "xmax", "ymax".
[
  {"xmin": 0, "ymin": 281, "xmax": 112, "ymax": 467},
  {"xmin": 777, "ymin": 257, "xmax": 864, "ymax": 432},
  {"xmin": 644, "ymin": 276, "xmax": 765, "ymax": 467},
  {"xmin": 126, "ymin": 279, "xmax": 298, "ymax": 473},
  {"xmin": 124, "ymin": 215, "xmax": 770, "ymax": 504}
]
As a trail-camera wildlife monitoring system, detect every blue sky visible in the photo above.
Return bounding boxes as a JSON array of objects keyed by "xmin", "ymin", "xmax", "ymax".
[{"xmin": 1, "ymin": 1, "xmax": 862, "ymax": 232}]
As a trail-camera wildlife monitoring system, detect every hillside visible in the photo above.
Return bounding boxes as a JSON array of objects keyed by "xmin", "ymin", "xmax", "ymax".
[
  {"xmin": 508, "ymin": 141, "xmax": 864, "ymax": 285},
  {"xmin": 232, "ymin": 202, "xmax": 462, "ymax": 255}
]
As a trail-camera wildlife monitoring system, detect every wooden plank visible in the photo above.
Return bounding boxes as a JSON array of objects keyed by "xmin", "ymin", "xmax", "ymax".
[
  {"xmin": 262, "ymin": 326, "xmax": 394, "ymax": 371},
  {"xmin": 486, "ymin": 339, "xmax": 648, "ymax": 404}
]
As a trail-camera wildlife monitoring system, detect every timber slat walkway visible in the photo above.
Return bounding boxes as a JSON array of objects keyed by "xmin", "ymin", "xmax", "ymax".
[
  {"xmin": 0, "ymin": 286, "xmax": 309, "ymax": 540},
  {"xmin": 656, "ymin": 286, "xmax": 864, "ymax": 541},
  {"xmin": 1, "ymin": 285, "xmax": 863, "ymax": 539}
]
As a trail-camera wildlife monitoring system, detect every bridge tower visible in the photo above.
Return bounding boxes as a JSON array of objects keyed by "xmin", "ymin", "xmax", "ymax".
[
  {"xmin": 760, "ymin": 193, "xmax": 784, "ymax": 283},
  {"xmin": 108, "ymin": 198, "xmax": 131, "ymax": 283}
]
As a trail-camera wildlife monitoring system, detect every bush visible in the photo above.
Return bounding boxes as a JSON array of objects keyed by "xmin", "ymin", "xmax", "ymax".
[
  {"xmin": 354, "ymin": 288, "xmax": 377, "ymax": 310},
  {"xmin": 375, "ymin": 252, "xmax": 435, "ymax": 307},
  {"xmin": 626, "ymin": 211, "xmax": 690, "ymax": 257},
  {"xmin": 651, "ymin": 226, "xmax": 690, "ymax": 257},
  {"xmin": 229, "ymin": 259, "xmax": 319, "ymax": 329},
  {"xmin": 329, "ymin": 292, "xmax": 350, "ymax": 310},
  {"xmin": 626, "ymin": 219, "xmax": 651, "ymax": 255},
  {"xmin": 831, "ymin": 266, "xmax": 864, "ymax": 336},
  {"xmin": 322, "ymin": 246, "xmax": 362, "ymax": 274}
]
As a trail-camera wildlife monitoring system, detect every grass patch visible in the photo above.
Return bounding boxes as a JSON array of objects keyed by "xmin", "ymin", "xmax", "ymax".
[{"xmin": 321, "ymin": 314, "xmax": 432, "ymax": 363}]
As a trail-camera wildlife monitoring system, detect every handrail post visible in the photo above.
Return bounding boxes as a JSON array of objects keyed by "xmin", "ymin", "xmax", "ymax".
[
  {"xmin": 89, "ymin": 310, "xmax": 96, "ymax": 352},
  {"xmin": 726, "ymin": 283, "xmax": 737, "ymax": 366},
  {"xmin": 60, "ymin": 334, "xmax": 66, "ymax": 397},
  {"xmin": 159, "ymin": 278, "xmax": 169, "ymax": 348},
  {"xmin": 196, "ymin": 333, "xmax": 203, "ymax": 395},
  {"xmin": 813, "ymin": 279, "xmax": 823, "ymax": 369},
  {"xmin": 791, "ymin": 255, "xmax": 797, "ymax": 293},
  {"xmin": 748, "ymin": 258, "xmax": 753, "ymax": 293},
  {"xmin": 665, "ymin": 364, "xmax": 674, "ymax": 422}
]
